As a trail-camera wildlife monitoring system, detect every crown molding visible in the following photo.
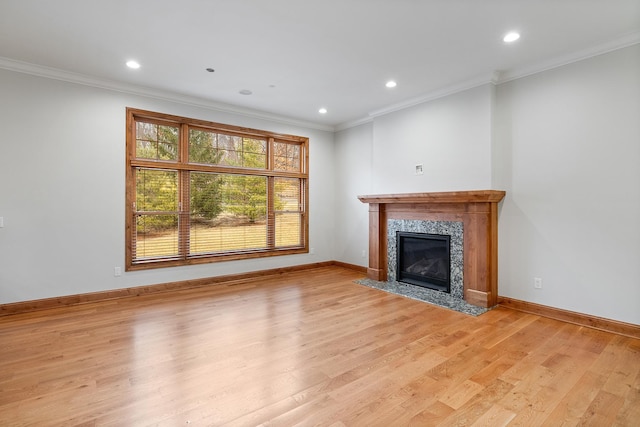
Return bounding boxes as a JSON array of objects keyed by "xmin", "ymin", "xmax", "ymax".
[
  {"xmin": 0, "ymin": 57, "xmax": 335, "ymax": 133},
  {"xmin": 335, "ymin": 115, "xmax": 374, "ymax": 132},
  {"xmin": 498, "ymin": 31, "xmax": 640, "ymax": 83},
  {"xmin": 334, "ymin": 72, "xmax": 495, "ymax": 132},
  {"xmin": 335, "ymin": 70, "xmax": 501, "ymax": 131},
  {"xmin": 366, "ymin": 73, "xmax": 495, "ymax": 120}
]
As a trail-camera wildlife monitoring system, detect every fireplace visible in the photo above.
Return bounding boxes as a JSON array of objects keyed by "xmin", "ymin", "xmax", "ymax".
[
  {"xmin": 396, "ymin": 232, "xmax": 451, "ymax": 293},
  {"xmin": 358, "ymin": 190, "xmax": 506, "ymax": 308}
]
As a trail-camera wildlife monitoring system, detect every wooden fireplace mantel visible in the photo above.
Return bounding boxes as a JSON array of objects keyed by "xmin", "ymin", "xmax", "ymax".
[
  {"xmin": 358, "ymin": 190, "xmax": 506, "ymax": 308},
  {"xmin": 358, "ymin": 190, "xmax": 506, "ymax": 205}
]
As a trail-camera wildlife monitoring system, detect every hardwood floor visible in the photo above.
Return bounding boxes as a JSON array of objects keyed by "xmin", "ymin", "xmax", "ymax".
[{"xmin": 1, "ymin": 266, "xmax": 638, "ymax": 426}]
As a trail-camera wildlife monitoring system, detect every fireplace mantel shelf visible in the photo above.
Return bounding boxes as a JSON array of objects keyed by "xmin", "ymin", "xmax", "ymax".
[
  {"xmin": 358, "ymin": 190, "xmax": 506, "ymax": 205},
  {"xmin": 358, "ymin": 189, "xmax": 506, "ymax": 308}
]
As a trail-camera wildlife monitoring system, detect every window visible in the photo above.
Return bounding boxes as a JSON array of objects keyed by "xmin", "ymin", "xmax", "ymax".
[{"xmin": 126, "ymin": 108, "xmax": 309, "ymax": 270}]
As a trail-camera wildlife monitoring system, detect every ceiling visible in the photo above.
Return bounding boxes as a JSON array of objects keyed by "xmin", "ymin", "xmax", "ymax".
[{"xmin": 1, "ymin": 1, "xmax": 639, "ymax": 130}]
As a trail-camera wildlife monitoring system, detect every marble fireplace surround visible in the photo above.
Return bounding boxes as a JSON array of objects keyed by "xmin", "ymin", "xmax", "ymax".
[{"xmin": 358, "ymin": 190, "xmax": 505, "ymax": 308}]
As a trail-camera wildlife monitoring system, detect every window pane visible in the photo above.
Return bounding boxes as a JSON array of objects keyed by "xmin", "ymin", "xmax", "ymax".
[
  {"xmin": 134, "ymin": 214, "xmax": 179, "ymax": 259},
  {"xmin": 225, "ymin": 175, "xmax": 268, "ymax": 222},
  {"xmin": 275, "ymin": 213, "xmax": 302, "ymax": 247},
  {"xmin": 217, "ymin": 134, "xmax": 266, "ymax": 168},
  {"xmin": 189, "ymin": 173, "xmax": 267, "ymax": 254},
  {"xmin": 190, "ymin": 172, "xmax": 222, "ymax": 220},
  {"xmin": 135, "ymin": 168, "xmax": 178, "ymax": 212},
  {"xmin": 241, "ymin": 138, "xmax": 267, "ymax": 168},
  {"xmin": 274, "ymin": 177, "xmax": 302, "ymax": 247},
  {"xmin": 135, "ymin": 122, "xmax": 178, "ymax": 161},
  {"xmin": 275, "ymin": 177, "xmax": 301, "ymax": 212},
  {"xmin": 189, "ymin": 130, "xmax": 266, "ymax": 169},
  {"xmin": 134, "ymin": 168, "xmax": 179, "ymax": 261},
  {"xmin": 273, "ymin": 141, "xmax": 300, "ymax": 172},
  {"xmin": 188, "ymin": 129, "xmax": 218, "ymax": 164}
]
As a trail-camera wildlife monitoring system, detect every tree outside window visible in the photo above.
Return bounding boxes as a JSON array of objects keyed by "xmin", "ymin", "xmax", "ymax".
[{"xmin": 126, "ymin": 108, "xmax": 309, "ymax": 270}]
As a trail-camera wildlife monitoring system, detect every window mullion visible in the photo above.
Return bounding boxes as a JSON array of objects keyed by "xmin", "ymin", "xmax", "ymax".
[
  {"xmin": 266, "ymin": 138, "xmax": 275, "ymax": 248},
  {"xmin": 267, "ymin": 176, "xmax": 275, "ymax": 249},
  {"xmin": 267, "ymin": 137, "xmax": 275, "ymax": 171},
  {"xmin": 301, "ymin": 178, "xmax": 308, "ymax": 247},
  {"xmin": 179, "ymin": 124, "xmax": 191, "ymax": 259}
]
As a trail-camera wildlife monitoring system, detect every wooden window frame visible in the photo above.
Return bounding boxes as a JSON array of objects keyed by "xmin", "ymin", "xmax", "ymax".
[{"xmin": 125, "ymin": 108, "xmax": 309, "ymax": 271}]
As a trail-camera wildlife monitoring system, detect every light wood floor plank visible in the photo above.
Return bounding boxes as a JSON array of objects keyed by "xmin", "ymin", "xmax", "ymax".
[{"xmin": 0, "ymin": 265, "xmax": 638, "ymax": 426}]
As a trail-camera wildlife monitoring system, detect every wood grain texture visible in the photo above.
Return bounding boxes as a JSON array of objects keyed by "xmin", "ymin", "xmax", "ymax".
[
  {"xmin": 358, "ymin": 190, "xmax": 506, "ymax": 204},
  {"xmin": 0, "ymin": 261, "xmax": 335, "ymax": 317},
  {"xmin": 1, "ymin": 266, "xmax": 638, "ymax": 426},
  {"xmin": 367, "ymin": 202, "xmax": 385, "ymax": 281}
]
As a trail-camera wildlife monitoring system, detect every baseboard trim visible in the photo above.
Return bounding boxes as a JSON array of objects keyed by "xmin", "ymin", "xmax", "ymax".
[
  {"xmin": 498, "ymin": 296, "xmax": 640, "ymax": 340},
  {"xmin": 332, "ymin": 261, "xmax": 368, "ymax": 273},
  {"xmin": 0, "ymin": 261, "xmax": 366, "ymax": 317}
]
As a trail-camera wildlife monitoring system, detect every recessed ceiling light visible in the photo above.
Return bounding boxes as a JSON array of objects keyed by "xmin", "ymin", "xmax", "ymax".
[
  {"xmin": 318, "ymin": 108, "xmax": 328, "ymax": 114},
  {"xmin": 503, "ymin": 32, "xmax": 520, "ymax": 43},
  {"xmin": 126, "ymin": 60, "xmax": 141, "ymax": 69},
  {"xmin": 239, "ymin": 89, "xmax": 252, "ymax": 95},
  {"xmin": 385, "ymin": 80, "xmax": 397, "ymax": 88}
]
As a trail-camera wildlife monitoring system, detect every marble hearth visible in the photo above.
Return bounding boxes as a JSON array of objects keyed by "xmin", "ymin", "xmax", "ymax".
[{"xmin": 358, "ymin": 190, "xmax": 505, "ymax": 310}]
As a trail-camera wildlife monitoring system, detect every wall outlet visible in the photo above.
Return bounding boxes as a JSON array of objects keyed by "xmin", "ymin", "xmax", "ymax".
[
  {"xmin": 0, "ymin": 217, "xmax": 4, "ymax": 227},
  {"xmin": 114, "ymin": 267, "xmax": 122, "ymax": 277},
  {"xmin": 309, "ymin": 247, "xmax": 315, "ymax": 255},
  {"xmin": 361, "ymin": 249, "xmax": 366, "ymax": 258},
  {"xmin": 415, "ymin": 164, "xmax": 424, "ymax": 175},
  {"xmin": 534, "ymin": 277, "xmax": 543, "ymax": 289}
]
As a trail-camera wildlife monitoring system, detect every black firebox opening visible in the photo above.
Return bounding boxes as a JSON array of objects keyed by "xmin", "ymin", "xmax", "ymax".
[{"xmin": 396, "ymin": 231, "xmax": 451, "ymax": 293}]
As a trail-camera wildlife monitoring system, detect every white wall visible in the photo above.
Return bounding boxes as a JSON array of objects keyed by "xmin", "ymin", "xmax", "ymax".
[
  {"xmin": 371, "ymin": 84, "xmax": 494, "ymax": 193},
  {"xmin": 334, "ymin": 123, "xmax": 373, "ymax": 265},
  {"xmin": 495, "ymin": 45, "xmax": 640, "ymax": 324},
  {"xmin": 334, "ymin": 45, "xmax": 639, "ymax": 325},
  {"xmin": 0, "ymin": 69, "xmax": 335, "ymax": 304}
]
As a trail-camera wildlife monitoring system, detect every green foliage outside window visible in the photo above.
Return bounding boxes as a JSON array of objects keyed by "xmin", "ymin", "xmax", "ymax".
[
  {"xmin": 135, "ymin": 168, "xmax": 178, "ymax": 231},
  {"xmin": 136, "ymin": 122, "xmax": 178, "ymax": 161},
  {"xmin": 127, "ymin": 108, "xmax": 308, "ymax": 268}
]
